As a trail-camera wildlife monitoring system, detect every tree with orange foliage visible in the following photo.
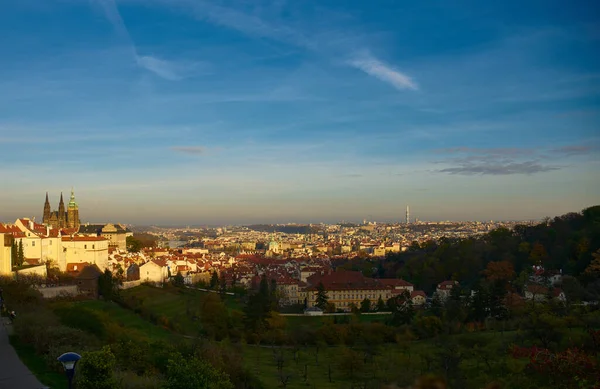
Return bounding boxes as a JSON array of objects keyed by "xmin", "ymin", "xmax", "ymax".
[
  {"xmin": 584, "ymin": 249, "xmax": 600, "ymax": 276},
  {"xmin": 483, "ymin": 260, "xmax": 516, "ymax": 283}
]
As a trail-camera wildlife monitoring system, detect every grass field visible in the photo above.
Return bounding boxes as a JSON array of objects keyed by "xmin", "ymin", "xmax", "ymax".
[
  {"xmin": 121, "ymin": 285, "xmax": 392, "ymax": 334},
  {"xmin": 9, "ymin": 335, "xmax": 69, "ymax": 389},
  {"xmin": 76, "ymin": 287, "xmax": 533, "ymax": 389}
]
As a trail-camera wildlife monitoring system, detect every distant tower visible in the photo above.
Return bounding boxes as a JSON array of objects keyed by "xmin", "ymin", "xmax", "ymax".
[
  {"xmin": 58, "ymin": 192, "xmax": 66, "ymax": 228},
  {"xmin": 43, "ymin": 192, "xmax": 51, "ymax": 225},
  {"xmin": 67, "ymin": 188, "xmax": 80, "ymax": 230},
  {"xmin": 406, "ymin": 206, "xmax": 410, "ymax": 224}
]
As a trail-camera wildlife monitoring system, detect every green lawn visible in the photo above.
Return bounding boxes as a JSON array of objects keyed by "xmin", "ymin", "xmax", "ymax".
[
  {"xmin": 9, "ymin": 335, "xmax": 69, "ymax": 389},
  {"xmin": 120, "ymin": 285, "xmax": 242, "ymax": 335},
  {"xmin": 75, "ymin": 299, "xmax": 177, "ymax": 341}
]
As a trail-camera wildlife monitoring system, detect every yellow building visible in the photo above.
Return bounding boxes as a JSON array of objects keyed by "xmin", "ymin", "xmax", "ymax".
[
  {"xmin": 0, "ymin": 232, "xmax": 12, "ymax": 275},
  {"xmin": 302, "ymin": 270, "xmax": 414, "ymax": 311},
  {"xmin": 61, "ymin": 236, "xmax": 109, "ymax": 271}
]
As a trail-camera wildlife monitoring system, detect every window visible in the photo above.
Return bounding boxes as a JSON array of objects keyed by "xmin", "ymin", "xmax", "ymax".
[
  {"xmin": 49, "ymin": 240, "xmax": 52, "ymax": 245},
  {"xmin": 84, "ymin": 245, "xmax": 87, "ymax": 249},
  {"xmin": 92, "ymin": 245, "xmax": 95, "ymax": 249},
  {"xmin": 32, "ymin": 241, "xmax": 35, "ymax": 247}
]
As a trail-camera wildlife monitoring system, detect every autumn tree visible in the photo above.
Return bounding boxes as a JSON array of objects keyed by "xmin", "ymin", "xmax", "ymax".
[
  {"xmin": 584, "ymin": 249, "xmax": 600, "ymax": 276},
  {"xmin": 529, "ymin": 242, "xmax": 549, "ymax": 265},
  {"xmin": 483, "ymin": 261, "xmax": 515, "ymax": 283}
]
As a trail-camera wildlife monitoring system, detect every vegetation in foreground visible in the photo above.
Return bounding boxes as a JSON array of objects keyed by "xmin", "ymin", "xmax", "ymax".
[{"xmin": 1, "ymin": 206, "xmax": 600, "ymax": 388}]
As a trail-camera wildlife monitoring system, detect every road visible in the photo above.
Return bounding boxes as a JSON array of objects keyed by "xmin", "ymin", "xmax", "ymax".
[{"xmin": 0, "ymin": 318, "xmax": 48, "ymax": 389}]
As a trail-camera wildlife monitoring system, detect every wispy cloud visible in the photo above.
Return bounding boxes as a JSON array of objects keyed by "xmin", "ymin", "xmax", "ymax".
[
  {"xmin": 130, "ymin": 0, "xmax": 416, "ymax": 91},
  {"xmin": 349, "ymin": 53, "xmax": 418, "ymax": 91},
  {"xmin": 434, "ymin": 147, "xmax": 561, "ymax": 175},
  {"xmin": 170, "ymin": 146, "xmax": 207, "ymax": 155},
  {"xmin": 93, "ymin": 0, "xmax": 194, "ymax": 80},
  {"xmin": 438, "ymin": 161, "xmax": 560, "ymax": 175},
  {"xmin": 550, "ymin": 144, "xmax": 598, "ymax": 157}
]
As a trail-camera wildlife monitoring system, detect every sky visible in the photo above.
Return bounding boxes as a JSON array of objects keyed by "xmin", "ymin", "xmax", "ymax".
[{"xmin": 0, "ymin": 0, "xmax": 599, "ymax": 225}]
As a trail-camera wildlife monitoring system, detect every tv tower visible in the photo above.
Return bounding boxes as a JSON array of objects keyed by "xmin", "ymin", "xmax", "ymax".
[{"xmin": 406, "ymin": 205, "xmax": 410, "ymax": 224}]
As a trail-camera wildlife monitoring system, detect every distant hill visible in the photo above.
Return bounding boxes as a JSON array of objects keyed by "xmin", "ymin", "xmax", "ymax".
[{"xmin": 246, "ymin": 224, "xmax": 313, "ymax": 234}]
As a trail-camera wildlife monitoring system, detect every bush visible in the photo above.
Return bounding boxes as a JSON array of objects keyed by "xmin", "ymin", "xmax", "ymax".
[
  {"xmin": 76, "ymin": 346, "xmax": 118, "ymax": 389},
  {"xmin": 166, "ymin": 353, "xmax": 234, "ymax": 389}
]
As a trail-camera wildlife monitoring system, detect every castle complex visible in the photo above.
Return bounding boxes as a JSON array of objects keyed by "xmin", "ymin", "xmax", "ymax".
[{"xmin": 43, "ymin": 189, "xmax": 80, "ymax": 230}]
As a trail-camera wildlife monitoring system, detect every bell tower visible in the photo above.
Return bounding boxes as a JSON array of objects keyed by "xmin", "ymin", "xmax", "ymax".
[
  {"xmin": 67, "ymin": 188, "xmax": 80, "ymax": 230},
  {"xmin": 58, "ymin": 192, "xmax": 66, "ymax": 228},
  {"xmin": 43, "ymin": 192, "xmax": 51, "ymax": 225}
]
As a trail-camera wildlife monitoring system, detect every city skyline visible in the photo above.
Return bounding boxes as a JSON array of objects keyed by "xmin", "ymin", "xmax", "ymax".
[{"xmin": 1, "ymin": 0, "xmax": 599, "ymax": 224}]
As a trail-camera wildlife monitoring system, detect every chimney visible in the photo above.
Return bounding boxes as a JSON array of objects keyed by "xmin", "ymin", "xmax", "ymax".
[
  {"xmin": 46, "ymin": 226, "xmax": 50, "ymax": 236},
  {"xmin": 29, "ymin": 220, "xmax": 34, "ymax": 230}
]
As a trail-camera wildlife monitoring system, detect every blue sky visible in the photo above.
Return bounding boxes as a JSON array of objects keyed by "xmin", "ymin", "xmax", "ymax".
[{"xmin": 1, "ymin": 0, "xmax": 599, "ymax": 225}]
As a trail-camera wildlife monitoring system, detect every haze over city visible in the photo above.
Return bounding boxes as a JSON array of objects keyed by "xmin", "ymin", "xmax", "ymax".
[{"xmin": 1, "ymin": 0, "xmax": 599, "ymax": 225}]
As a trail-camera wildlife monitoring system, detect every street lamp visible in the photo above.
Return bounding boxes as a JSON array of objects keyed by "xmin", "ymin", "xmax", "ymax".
[{"xmin": 57, "ymin": 352, "xmax": 81, "ymax": 389}]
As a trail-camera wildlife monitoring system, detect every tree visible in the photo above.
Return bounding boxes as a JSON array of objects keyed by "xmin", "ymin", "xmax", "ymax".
[
  {"xmin": 483, "ymin": 261, "xmax": 515, "ymax": 283},
  {"xmin": 529, "ymin": 242, "xmax": 548, "ymax": 265},
  {"xmin": 376, "ymin": 296, "xmax": 386, "ymax": 311},
  {"xmin": 126, "ymin": 236, "xmax": 143, "ymax": 253},
  {"xmin": 210, "ymin": 271, "xmax": 219, "ymax": 290},
  {"xmin": 166, "ymin": 353, "xmax": 233, "ymax": 389},
  {"xmin": 360, "ymin": 298, "xmax": 371, "ymax": 313},
  {"xmin": 172, "ymin": 271, "xmax": 185, "ymax": 288},
  {"xmin": 98, "ymin": 269, "xmax": 119, "ymax": 301},
  {"xmin": 315, "ymin": 282, "xmax": 328, "ymax": 310},
  {"xmin": 584, "ymin": 249, "xmax": 600, "ymax": 276},
  {"xmin": 11, "ymin": 240, "xmax": 17, "ymax": 268},
  {"xmin": 390, "ymin": 290, "xmax": 414, "ymax": 326},
  {"xmin": 77, "ymin": 346, "xmax": 118, "ymax": 389},
  {"xmin": 17, "ymin": 240, "xmax": 24, "ymax": 267}
]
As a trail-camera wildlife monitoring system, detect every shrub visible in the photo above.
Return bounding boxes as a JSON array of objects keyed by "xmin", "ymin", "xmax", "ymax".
[{"xmin": 76, "ymin": 346, "xmax": 118, "ymax": 389}]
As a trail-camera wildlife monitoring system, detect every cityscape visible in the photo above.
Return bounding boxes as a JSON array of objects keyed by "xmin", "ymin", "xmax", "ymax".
[{"xmin": 1, "ymin": 0, "xmax": 599, "ymax": 388}]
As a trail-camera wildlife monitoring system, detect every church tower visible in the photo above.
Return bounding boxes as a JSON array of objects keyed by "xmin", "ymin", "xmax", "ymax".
[
  {"xmin": 67, "ymin": 188, "xmax": 80, "ymax": 230},
  {"xmin": 58, "ymin": 192, "xmax": 66, "ymax": 228},
  {"xmin": 43, "ymin": 192, "xmax": 51, "ymax": 225}
]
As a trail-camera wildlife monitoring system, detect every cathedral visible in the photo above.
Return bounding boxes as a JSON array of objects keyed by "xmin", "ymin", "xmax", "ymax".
[{"xmin": 43, "ymin": 189, "xmax": 81, "ymax": 230}]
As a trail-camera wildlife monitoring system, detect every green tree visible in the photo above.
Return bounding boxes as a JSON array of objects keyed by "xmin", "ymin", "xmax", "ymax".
[
  {"xmin": 376, "ymin": 296, "xmax": 386, "ymax": 311},
  {"xmin": 360, "ymin": 298, "xmax": 371, "ymax": 312},
  {"xmin": 315, "ymin": 282, "xmax": 328, "ymax": 310},
  {"xmin": 166, "ymin": 353, "xmax": 233, "ymax": 389},
  {"xmin": 17, "ymin": 240, "xmax": 24, "ymax": 267},
  {"xmin": 210, "ymin": 271, "xmax": 219, "ymax": 290},
  {"xmin": 390, "ymin": 290, "xmax": 414, "ymax": 326},
  {"xmin": 11, "ymin": 240, "xmax": 17, "ymax": 267},
  {"xmin": 77, "ymin": 346, "xmax": 118, "ymax": 389},
  {"xmin": 173, "ymin": 271, "xmax": 185, "ymax": 288},
  {"xmin": 98, "ymin": 269, "xmax": 120, "ymax": 301},
  {"xmin": 126, "ymin": 236, "xmax": 143, "ymax": 253}
]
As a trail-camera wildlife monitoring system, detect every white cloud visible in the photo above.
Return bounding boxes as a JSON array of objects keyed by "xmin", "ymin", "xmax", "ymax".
[
  {"xmin": 136, "ymin": 56, "xmax": 182, "ymax": 81},
  {"xmin": 93, "ymin": 0, "xmax": 191, "ymax": 81},
  {"xmin": 349, "ymin": 54, "xmax": 418, "ymax": 91},
  {"xmin": 122, "ymin": 0, "xmax": 417, "ymax": 91}
]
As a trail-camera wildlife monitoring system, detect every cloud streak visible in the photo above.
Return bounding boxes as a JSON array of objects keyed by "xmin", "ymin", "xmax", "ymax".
[
  {"xmin": 94, "ymin": 0, "xmax": 190, "ymax": 80},
  {"xmin": 438, "ymin": 161, "xmax": 560, "ymax": 175},
  {"xmin": 170, "ymin": 146, "xmax": 207, "ymax": 155},
  {"xmin": 433, "ymin": 146, "xmax": 562, "ymax": 175},
  {"xmin": 131, "ymin": 0, "xmax": 416, "ymax": 91},
  {"xmin": 349, "ymin": 54, "xmax": 418, "ymax": 91}
]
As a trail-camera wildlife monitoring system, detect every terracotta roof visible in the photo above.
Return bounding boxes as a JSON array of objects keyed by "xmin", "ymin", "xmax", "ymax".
[
  {"xmin": 438, "ymin": 280, "xmax": 458, "ymax": 290},
  {"xmin": 411, "ymin": 290, "xmax": 427, "ymax": 298},
  {"xmin": 61, "ymin": 236, "xmax": 107, "ymax": 242},
  {"xmin": 67, "ymin": 262, "xmax": 91, "ymax": 273}
]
